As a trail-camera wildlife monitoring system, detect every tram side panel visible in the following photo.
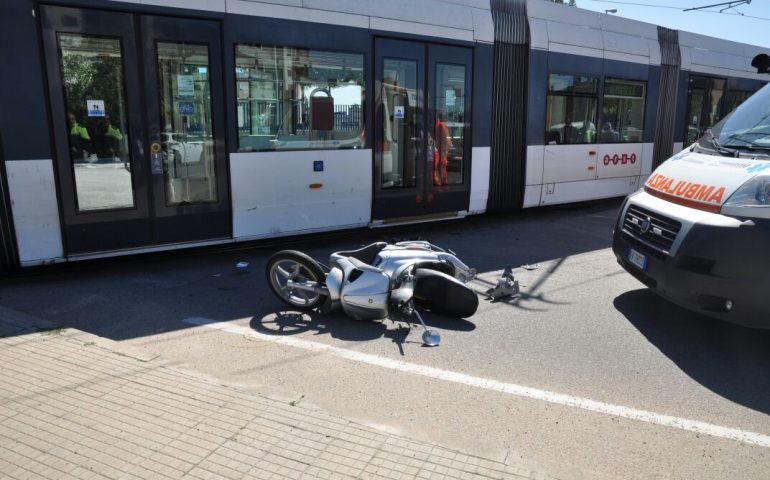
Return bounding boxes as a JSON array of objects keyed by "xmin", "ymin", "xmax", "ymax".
[
  {"xmin": 523, "ymin": 46, "xmax": 547, "ymax": 209},
  {"xmin": 641, "ymin": 65, "xmax": 661, "ymax": 184},
  {"xmin": 675, "ymin": 32, "xmax": 767, "ymax": 156},
  {"xmin": 523, "ymin": 7, "xmax": 660, "ymax": 208},
  {"xmin": 469, "ymin": 42, "xmax": 494, "ymax": 215},
  {"xmin": 223, "ymin": 13, "xmax": 373, "ymax": 241},
  {"xmin": 0, "ymin": 0, "xmax": 64, "ymax": 267},
  {"xmin": 528, "ymin": 55, "xmax": 653, "ymax": 208},
  {"xmin": 2, "ymin": 0, "xmax": 767, "ymax": 268}
]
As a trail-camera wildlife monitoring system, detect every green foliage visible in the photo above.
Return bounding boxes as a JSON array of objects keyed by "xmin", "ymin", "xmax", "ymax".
[
  {"xmin": 40, "ymin": 327, "xmax": 65, "ymax": 336},
  {"xmin": 61, "ymin": 52, "xmax": 124, "ymax": 132}
]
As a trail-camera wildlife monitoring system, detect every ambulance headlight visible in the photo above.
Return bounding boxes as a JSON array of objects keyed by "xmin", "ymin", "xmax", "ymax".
[{"xmin": 722, "ymin": 175, "xmax": 770, "ymax": 218}]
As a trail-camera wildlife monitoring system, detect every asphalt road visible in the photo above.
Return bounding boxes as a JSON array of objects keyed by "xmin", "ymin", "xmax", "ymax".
[{"xmin": 2, "ymin": 200, "xmax": 769, "ymax": 479}]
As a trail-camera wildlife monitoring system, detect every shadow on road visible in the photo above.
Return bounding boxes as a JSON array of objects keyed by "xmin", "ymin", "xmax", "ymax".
[
  {"xmin": 419, "ymin": 200, "xmax": 621, "ymax": 276},
  {"xmin": 614, "ymin": 289, "xmax": 770, "ymax": 415},
  {"xmin": 0, "ymin": 199, "xmax": 621, "ymax": 341},
  {"xmin": 250, "ymin": 308, "xmax": 476, "ymax": 355}
]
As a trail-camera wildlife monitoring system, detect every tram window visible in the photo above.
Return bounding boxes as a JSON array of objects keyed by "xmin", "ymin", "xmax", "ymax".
[
  {"xmin": 725, "ymin": 90, "xmax": 751, "ymax": 116},
  {"xmin": 686, "ymin": 87, "xmax": 707, "ymax": 145},
  {"xmin": 156, "ymin": 42, "xmax": 218, "ymax": 206},
  {"xmin": 434, "ymin": 63, "xmax": 466, "ymax": 187},
  {"xmin": 685, "ymin": 76, "xmax": 726, "ymax": 145},
  {"xmin": 600, "ymin": 79, "xmax": 646, "ymax": 144},
  {"xmin": 234, "ymin": 45, "xmax": 364, "ymax": 152},
  {"xmin": 381, "ymin": 59, "xmax": 418, "ymax": 189},
  {"xmin": 708, "ymin": 79, "xmax": 726, "ymax": 125},
  {"xmin": 545, "ymin": 74, "xmax": 599, "ymax": 144},
  {"xmin": 57, "ymin": 33, "xmax": 135, "ymax": 212}
]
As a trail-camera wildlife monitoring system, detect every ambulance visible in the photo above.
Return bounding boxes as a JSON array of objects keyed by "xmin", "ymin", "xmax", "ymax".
[{"xmin": 613, "ymin": 58, "xmax": 770, "ymax": 328}]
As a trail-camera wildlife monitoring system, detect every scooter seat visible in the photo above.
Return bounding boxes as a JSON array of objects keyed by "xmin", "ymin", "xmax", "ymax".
[
  {"xmin": 333, "ymin": 242, "xmax": 387, "ymax": 265},
  {"xmin": 348, "ymin": 256, "xmax": 385, "ymax": 274}
]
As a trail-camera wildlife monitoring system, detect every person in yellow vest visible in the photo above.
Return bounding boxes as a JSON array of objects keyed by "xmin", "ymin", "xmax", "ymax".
[
  {"xmin": 95, "ymin": 115, "xmax": 125, "ymax": 162},
  {"xmin": 67, "ymin": 113, "xmax": 91, "ymax": 159}
]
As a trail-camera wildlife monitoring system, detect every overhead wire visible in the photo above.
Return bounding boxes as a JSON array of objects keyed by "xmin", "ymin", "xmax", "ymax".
[
  {"xmin": 587, "ymin": 0, "xmax": 770, "ymax": 20},
  {"xmin": 588, "ymin": 0, "xmax": 681, "ymax": 9}
]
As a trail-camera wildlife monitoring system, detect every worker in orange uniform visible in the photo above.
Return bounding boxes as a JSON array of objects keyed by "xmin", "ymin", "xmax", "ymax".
[{"xmin": 433, "ymin": 112, "xmax": 452, "ymax": 186}]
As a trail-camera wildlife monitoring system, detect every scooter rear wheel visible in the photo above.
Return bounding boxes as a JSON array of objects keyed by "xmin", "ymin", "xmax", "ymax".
[{"xmin": 266, "ymin": 251, "xmax": 327, "ymax": 310}]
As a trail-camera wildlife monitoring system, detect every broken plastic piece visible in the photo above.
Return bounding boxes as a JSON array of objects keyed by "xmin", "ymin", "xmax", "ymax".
[
  {"xmin": 521, "ymin": 263, "xmax": 540, "ymax": 271},
  {"xmin": 485, "ymin": 266, "xmax": 520, "ymax": 300}
]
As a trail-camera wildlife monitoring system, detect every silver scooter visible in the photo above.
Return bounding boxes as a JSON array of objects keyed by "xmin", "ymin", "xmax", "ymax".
[{"xmin": 265, "ymin": 241, "xmax": 479, "ymax": 346}]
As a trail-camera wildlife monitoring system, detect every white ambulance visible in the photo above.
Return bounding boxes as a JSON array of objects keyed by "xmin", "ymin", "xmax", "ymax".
[{"xmin": 613, "ymin": 66, "xmax": 770, "ymax": 328}]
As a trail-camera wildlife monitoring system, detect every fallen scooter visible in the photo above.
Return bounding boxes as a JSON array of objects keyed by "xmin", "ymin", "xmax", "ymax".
[{"xmin": 265, "ymin": 241, "xmax": 479, "ymax": 346}]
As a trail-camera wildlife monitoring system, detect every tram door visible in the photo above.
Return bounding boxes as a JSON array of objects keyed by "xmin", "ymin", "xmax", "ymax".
[
  {"xmin": 40, "ymin": 6, "xmax": 230, "ymax": 254},
  {"xmin": 373, "ymin": 39, "xmax": 472, "ymax": 220},
  {"xmin": 685, "ymin": 76, "xmax": 726, "ymax": 146}
]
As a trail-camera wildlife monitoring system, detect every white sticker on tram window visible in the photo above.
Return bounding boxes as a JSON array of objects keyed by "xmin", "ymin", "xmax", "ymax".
[
  {"xmin": 446, "ymin": 89, "xmax": 456, "ymax": 107},
  {"xmin": 151, "ymin": 152, "xmax": 163, "ymax": 174},
  {"xmin": 407, "ymin": 91, "xmax": 417, "ymax": 106},
  {"xmin": 394, "ymin": 106, "xmax": 405, "ymax": 119},
  {"xmin": 86, "ymin": 100, "xmax": 105, "ymax": 117},
  {"xmin": 177, "ymin": 75, "xmax": 195, "ymax": 97}
]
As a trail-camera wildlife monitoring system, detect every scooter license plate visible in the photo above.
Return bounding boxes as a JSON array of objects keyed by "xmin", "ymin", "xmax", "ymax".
[{"xmin": 627, "ymin": 247, "xmax": 647, "ymax": 271}]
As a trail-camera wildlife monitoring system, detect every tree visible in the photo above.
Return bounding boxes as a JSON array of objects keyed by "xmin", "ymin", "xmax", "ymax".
[{"xmin": 61, "ymin": 52, "xmax": 125, "ymax": 134}]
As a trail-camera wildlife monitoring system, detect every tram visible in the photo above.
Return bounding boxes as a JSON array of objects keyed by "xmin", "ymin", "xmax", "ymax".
[{"xmin": 0, "ymin": 0, "xmax": 765, "ymax": 269}]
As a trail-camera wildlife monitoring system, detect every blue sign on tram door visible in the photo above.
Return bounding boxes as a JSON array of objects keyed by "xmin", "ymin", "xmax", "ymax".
[{"xmin": 178, "ymin": 101, "xmax": 194, "ymax": 116}]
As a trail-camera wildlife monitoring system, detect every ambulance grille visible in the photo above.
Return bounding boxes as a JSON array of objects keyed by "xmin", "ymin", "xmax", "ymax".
[{"xmin": 623, "ymin": 205, "xmax": 681, "ymax": 253}]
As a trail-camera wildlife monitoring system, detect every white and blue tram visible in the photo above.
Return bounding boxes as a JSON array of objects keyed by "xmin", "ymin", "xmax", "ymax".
[{"xmin": 0, "ymin": 0, "xmax": 765, "ymax": 269}]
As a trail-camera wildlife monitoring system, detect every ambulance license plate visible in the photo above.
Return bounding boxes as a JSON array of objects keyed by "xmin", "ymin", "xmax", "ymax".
[{"xmin": 627, "ymin": 248, "xmax": 647, "ymax": 271}]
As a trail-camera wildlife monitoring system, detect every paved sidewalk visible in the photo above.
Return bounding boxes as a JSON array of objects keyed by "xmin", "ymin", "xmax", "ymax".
[{"xmin": 0, "ymin": 309, "xmax": 542, "ymax": 480}]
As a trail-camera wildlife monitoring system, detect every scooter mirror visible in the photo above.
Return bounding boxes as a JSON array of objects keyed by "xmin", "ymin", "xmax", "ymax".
[{"xmin": 422, "ymin": 330, "xmax": 441, "ymax": 347}]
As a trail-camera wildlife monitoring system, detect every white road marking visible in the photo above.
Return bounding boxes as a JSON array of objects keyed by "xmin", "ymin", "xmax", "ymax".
[{"xmin": 183, "ymin": 317, "xmax": 770, "ymax": 449}]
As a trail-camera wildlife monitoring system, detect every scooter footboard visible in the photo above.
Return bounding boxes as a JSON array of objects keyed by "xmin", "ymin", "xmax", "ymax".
[{"xmin": 413, "ymin": 268, "xmax": 478, "ymax": 318}]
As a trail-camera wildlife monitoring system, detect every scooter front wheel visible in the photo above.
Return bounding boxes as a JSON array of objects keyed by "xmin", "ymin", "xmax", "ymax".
[{"xmin": 266, "ymin": 251, "xmax": 328, "ymax": 310}]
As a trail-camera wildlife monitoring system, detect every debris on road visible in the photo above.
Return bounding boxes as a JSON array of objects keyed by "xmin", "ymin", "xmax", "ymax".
[
  {"xmin": 485, "ymin": 266, "xmax": 520, "ymax": 301},
  {"xmin": 235, "ymin": 261, "xmax": 250, "ymax": 274}
]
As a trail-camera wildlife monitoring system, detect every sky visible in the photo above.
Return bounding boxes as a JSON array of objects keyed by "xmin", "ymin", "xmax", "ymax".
[{"xmin": 576, "ymin": 0, "xmax": 770, "ymax": 48}]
